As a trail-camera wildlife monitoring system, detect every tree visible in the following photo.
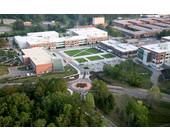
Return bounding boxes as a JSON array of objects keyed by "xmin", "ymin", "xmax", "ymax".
[
  {"xmin": 13, "ymin": 20, "xmax": 25, "ymax": 30},
  {"xmin": 0, "ymin": 38, "xmax": 7, "ymax": 48},
  {"xmin": 85, "ymin": 93, "xmax": 95, "ymax": 115},
  {"xmin": 97, "ymin": 24, "xmax": 104, "ymax": 30},
  {"xmin": 129, "ymin": 72, "xmax": 143, "ymax": 87},
  {"xmin": 146, "ymin": 87, "xmax": 163, "ymax": 109},
  {"xmin": 90, "ymin": 79, "xmax": 115, "ymax": 114},
  {"xmin": 33, "ymin": 119, "xmax": 47, "ymax": 127},
  {"xmin": 31, "ymin": 24, "xmax": 44, "ymax": 32},
  {"xmin": 126, "ymin": 99, "xmax": 149, "ymax": 127},
  {"xmin": 1, "ymin": 18, "xmax": 3, "ymax": 24}
]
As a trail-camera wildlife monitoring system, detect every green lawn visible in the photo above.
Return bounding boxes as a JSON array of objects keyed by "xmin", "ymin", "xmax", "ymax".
[
  {"xmin": 158, "ymin": 75, "xmax": 170, "ymax": 95},
  {"xmin": 75, "ymin": 58, "xmax": 88, "ymax": 63},
  {"xmin": 101, "ymin": 54, "xmax": 115, "ymax": 58},
  {"xmin": 74, "ymin": 51, "xmax": 91, "ymax": 57},
  {"xmin": 64, "ymin": 48, "xmax": 102, "ymax": 57},
  {"xmin": 17, "ymin": 66, "xmax": 33, "ymax": 71},
  {"xmin": 85, "ymin": 48, "xmax": 101, "ymax": 54},
  {"xmin": 86, "ymin": 56, "xmax": 104, "ymax": 61},
  {"xmin": 0, "ymin": 65, "xmax": 9, "ymax": 76}
]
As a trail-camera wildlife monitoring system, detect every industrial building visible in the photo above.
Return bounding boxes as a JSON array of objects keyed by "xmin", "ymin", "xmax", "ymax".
[
  {"xmin": 99, "ymin": 40, "xmax": 138, "ymax": 58},
  {"xmin": 138, "ymin": 42, "xmax": 170, "ymax": 70},
  {"xmin": 112, "ymin": 17, "xmax": 170, "ymax": 38},
  {"xmin": 21, "ymin": 47, "xmax": 64, "ymax": 74}
]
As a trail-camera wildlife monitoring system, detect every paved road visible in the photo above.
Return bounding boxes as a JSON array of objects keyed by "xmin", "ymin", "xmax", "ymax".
[{"xmin": 108, "ymin": 85, "xmax": 170, "ymax": 102}]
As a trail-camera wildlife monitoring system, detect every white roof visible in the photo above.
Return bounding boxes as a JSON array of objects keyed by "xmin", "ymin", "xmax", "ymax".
[
  {"xmin": 22, "ymin": 47, "xmax": 54, "ymax": 65},
  {"xmin": 69, "ymin": 27, "xmax": 108, "ymax": 38},
  {"xmin": 162, "ymin": 36, "xmax": 170, "ymax": 40},
  {"xmin": 141, "ymin": 42, "xmax": 170, "ymax": 53},
  {"xmin": 27, "ymin": 31, "xmax": 59, "ymax": 37},
  {"xmin": 101, "ymin": 40, "xmax": 138, "ymax": 52}
]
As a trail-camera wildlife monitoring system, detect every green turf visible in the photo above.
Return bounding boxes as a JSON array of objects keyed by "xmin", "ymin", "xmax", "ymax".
[
  {"xmin": 64, "ymin": 48, "xmax": 102, "ymax": 57},
  {"xmin": 101, "ymin": 54, "xmax": 115, "ymax": 58},
  {"xmin": 86, "ymin": 56, "xmax": 104, "ymax": 61},
  {"xmin": 0, "ymin": 65, "xmax": 9, "ymax": 76},
  {"xmin": 64, "ymin": 49, "xmax": 86, "ymax": 56},
  {"xmin": 74, "ymin": 51, "xmax": 91, "ymax": 57},
  {"xmin": 85, "ymin": 48, "xmax": 101, "ymax": 54},
  {"xmin": 75, "ymin": 58, "xmax": 88, "ymax": 63}
]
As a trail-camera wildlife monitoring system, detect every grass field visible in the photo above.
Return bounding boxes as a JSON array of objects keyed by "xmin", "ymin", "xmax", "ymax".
[
  {"xmin": 75, "ymin": 58, "xmax": 88, "ymax": 63},
  {"xmin": 0, "ymin": 65, "xmax": 9, "ymax": 76},
  {"xmin": 101, "ymin": 54, "xmax": 115, "ymax": 58},
  {"xmin": 17, "ymin": 66, "xmax": 33, "ymax": 71},
  {"xmin": 64, "ymin": 48, "xmax": 102, "ymax": 57},
  {"xmin": 158, "ymin": 75, "xmax": 170, "ymax": 95},
  {"xmin": 0, "ymin": 65, "xmax": 77, "ymax": 83},
  {"xmin": 86, "ymin": 56, "xmax": 104, "ymax": 61}
]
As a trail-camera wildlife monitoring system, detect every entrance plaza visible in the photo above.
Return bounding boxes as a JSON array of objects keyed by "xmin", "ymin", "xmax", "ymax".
[{"xmin": 50, "ymin": 45, "xmax": 123, "ymax": 72}]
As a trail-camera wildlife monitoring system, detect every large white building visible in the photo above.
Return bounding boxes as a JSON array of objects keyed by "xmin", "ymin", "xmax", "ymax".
[
  {"xmin": 15, "ymin": 28, "xmax": 108, "ymax": 49},
  {"xmin": 99, "ymin": 40, "xmax": 138, "ymax": 58},
  {"xmin": 138, "ymin": 42, "xmax": 170, "ymax": 70}
]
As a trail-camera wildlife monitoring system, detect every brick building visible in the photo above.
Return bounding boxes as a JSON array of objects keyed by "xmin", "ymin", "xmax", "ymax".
[
  {"xmin": 21, "ymin": 47, "xmax": 64, "ymax": 74},
  {"xmin": 138, "ymin": 42, "xmax": 170, "ymax": 70}
]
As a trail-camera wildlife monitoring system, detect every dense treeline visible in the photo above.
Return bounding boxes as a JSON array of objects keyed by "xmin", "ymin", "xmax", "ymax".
[
  {"xmin": 0, "ymin": 14, "xmax": 140, "ymax": 24},
  {"xmin": 0, "ymin": 78, "xmax": 106, "ymax": 127}
]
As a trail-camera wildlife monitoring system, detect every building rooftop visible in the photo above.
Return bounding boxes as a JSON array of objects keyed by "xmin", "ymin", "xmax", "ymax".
[
  {"xmin": 27, "ymin": 31, "xmax": 59, "ymax": 37},
  {"xmin": 153, "ymin": 22, "xmax": 170, "ymax": 28},
  {"xmin": 69, "ymin": 27, "xmax": 108, "ymax": 37},
  {"xmin": 22, "ymin": 47, "xmax": 54, "ymax": 65},
  {"xmin": 113, "ymin": 26, "xmax": 145, "ymax": 35},
  {"xmin": 161, "ymin": 36, "xmax": 170, "ymax": 40},
  {"xmin": 101, "ymin": 40, "xmax": 138, "ymax": 52},
  {"xmin": 141, "ymin": 42, "xmax": 170, "ymax": 53}
]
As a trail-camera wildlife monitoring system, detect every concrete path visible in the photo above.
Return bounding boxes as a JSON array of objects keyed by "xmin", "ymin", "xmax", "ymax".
[{"xmin": 107, "ymin": 85, "xmax": 170, "ymax": 102}]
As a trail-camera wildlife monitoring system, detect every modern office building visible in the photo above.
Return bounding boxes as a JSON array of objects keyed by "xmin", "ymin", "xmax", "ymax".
[
  {"xmin": 99, "ymin": 40, "xmax": 138, "ymax": 58},
  {"xmin": 138, "ymin": 42, "xmax": 170, "ymax": 70},
  {"xmin": 21, "ymin": 47, "xmax": 64, "ymax": 74}
]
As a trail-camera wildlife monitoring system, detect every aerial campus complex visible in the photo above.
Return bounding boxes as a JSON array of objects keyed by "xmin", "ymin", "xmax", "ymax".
[
  {"xmin": 13, "ymin": 17, "xmax": 170, "ymax": 73},
  {"xmin": 1, "ymin": 14, "xmax": 170, "ymax": 128}
]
